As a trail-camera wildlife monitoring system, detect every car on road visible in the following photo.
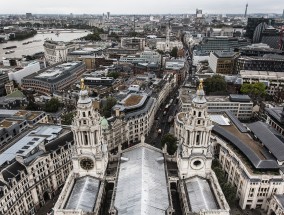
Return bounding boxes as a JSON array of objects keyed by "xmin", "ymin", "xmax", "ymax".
[
  {"xmin": 47, "ymin": 208, "xmax": 54, "ymax": 215},
  {"xmin": 158, "ymin": 129, "xmax": 162, "ymax": 135}
]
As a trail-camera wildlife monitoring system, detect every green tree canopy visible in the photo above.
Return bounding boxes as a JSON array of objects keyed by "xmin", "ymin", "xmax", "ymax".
[
  {"xmin": 161, "ymin": 134, "xmax": 178, "ymax": 155},
  {"xmin": 203, "ymin": 75, "xmax": 227, "ymax": 95},
  {"xmin": 25, "ymin": 93, "xmax": 39, "ymax": 111},
  {"xmin": 107, "ymin": 72, "xmax": 119, "ymax": 79},
  {"xmin": 240, "ymin": 82, "xmax": 266, "ymax": 100},
  {"xmin": 61, "ymin": 112, "xmax": 75, "ymax": 125},
  {"xmin": 170, "ymin": 47, "xmax": 178, "ymax": 58},
  {"xmin": 101, "ymin": 97, "xmax": 117, "ymax": 118},
  {"xmin": 44, "ymin": 98, "xmax": 61, "ymax": 113}
]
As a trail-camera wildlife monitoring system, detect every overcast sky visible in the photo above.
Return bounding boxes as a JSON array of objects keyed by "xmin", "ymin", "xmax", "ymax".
[{"xmin": 1, "ymin": 0, "xmax": 284, "ymax": 15}]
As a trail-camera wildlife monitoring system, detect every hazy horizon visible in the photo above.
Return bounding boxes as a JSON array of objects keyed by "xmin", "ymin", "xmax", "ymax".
[{"xmin": 1, "ymin": 0, "xmax": 284, "ymax": 15}]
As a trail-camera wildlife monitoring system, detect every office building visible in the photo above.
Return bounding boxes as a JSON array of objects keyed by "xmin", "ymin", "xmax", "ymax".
[
  {"xmin": 238, "ymin": 44, "xmax": 284, "ymax": 57},
  {"xmin": 246, "ymin": 18, "xmax": 275, "ymax": 40},
  {"xmin": 240, "ymin": 70, "xmax": 284, "ymax": 95},
  {"xmin": 253, "ymin": 22, "xmax": 268, "ymax": 44},
  {"xmin": 178, "ymin": 88, "xmax": 253, "ymax": 120},
  {"xmin": 235, "ymin": 55, "xmax": 284, "ymax": 73},
  {"xmin": 112, "ymin": 92, "xmax": 156, "ymax": 144},
  {"xmin": 209, "ymin": 51, "xmax": 238, "ymax": 74},
  {"xmin": 0, "ymin": 71, "xmax": 9, "ymax": 96},
  {"xmin": 83, "ymin": 77, "xmax": 115, "ymax": 87},
  {"xmin": 164, "ymin": 60, "xmax": 186, "ymax": 85},
  {"xmin": 121, "ymin": 37, "xmax": 146, "ymax": 51},
  {"xmin": 25, "ymin": 13, "xmax": 32, "ymax": 19},
  {"xmin": 260, "ymin": 26, "xmax": 280, "ymax": 50},
  {"xmin": 44, "ymin": 41, "xmax": 78, "ymax": 66},
  {"xmin": 197, "ymin": 37, "xmax": 250, "ymax": 54},
  {"xmin": 7, "ymin": 61, "xmax": 41, "ymax": 85},
  {"xmin": 22, "ymin": 62, "xmax": 86, "ymax": 95}
]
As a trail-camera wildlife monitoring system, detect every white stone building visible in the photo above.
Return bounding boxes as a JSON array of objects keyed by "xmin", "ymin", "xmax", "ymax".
[
  {"xmin": 8, "ymin": 61, "xmax": 41, "ymax": 85},
  {"xmin": 178, "ymin": 88, "xmax": 253, "ymax": 120},
  {"xmin": 44, "ymin": 40, "xmax": 78, "ymax": 66},
  {"xmin": 0, "ymin": 126, "xmax": 73, "ymax": 215}
]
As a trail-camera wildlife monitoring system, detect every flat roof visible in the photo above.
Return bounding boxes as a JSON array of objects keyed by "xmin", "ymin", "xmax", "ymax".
[
  {"xmin": 124, "ymin": 95, "xmax": 143, "ymax": 107},
  {"xmin": 13, "ymin": 110, "xmax": 28, "ymax": 117},
  {"xmin": 24, "ymin": 61, "xmax": 83, "ymax": 83},
  {"xmin": 0, "ymin": 119, "xmax": 16, "ymax": 128},
  {"xmin": 229, "ymin": 94, "xmax": 251, "ymax": 102},
  {"xmin": 26, "ymin": 112, "xmax": 42, "ymax": 120},
  {"xmin": 213, "ymin": 51, "xmax": 236, "ymax": 58},
  {"xmin": 114, "ymin": 145, "xmax": 170, "ymax": 215},
  {"xmin": 65, "ymin": 176, "xmax": 100, "ymax": 212},
  {"xmin": 186, "ymin": 177, "xmax": 218, "ymax": 213}
]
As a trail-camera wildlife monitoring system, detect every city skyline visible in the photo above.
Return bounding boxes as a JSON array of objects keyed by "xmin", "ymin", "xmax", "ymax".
[{"xmin": 1, "ymin": 0, "xmax": 284, "ymax": 15}]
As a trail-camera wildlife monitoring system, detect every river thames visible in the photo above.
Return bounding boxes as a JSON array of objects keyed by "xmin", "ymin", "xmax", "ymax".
[{"xmin": 0, "ymin": 30, "xmax": 91, "ymax": 60}]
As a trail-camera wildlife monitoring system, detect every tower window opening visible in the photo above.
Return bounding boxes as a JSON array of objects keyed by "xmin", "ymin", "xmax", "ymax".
[
  {"xmin": 193, "ymin": 160, "xmax": 202, "ymax": 167},
  {"xmin": 196, "ymin": 132, "xmax": 200, "ymax": 145},
  {"xmin": 84, "ymin": 132, "xmax": 88, "ymax": 145}
]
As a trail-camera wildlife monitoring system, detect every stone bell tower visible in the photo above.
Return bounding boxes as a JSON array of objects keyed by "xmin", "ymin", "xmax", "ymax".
[
  {"xmin": 177, "ymin": 80, "xmax": 214, "ymax": 179},
  {"xmin": 71, "ymin": 79, "xmax": 108, "ymax": 179}
]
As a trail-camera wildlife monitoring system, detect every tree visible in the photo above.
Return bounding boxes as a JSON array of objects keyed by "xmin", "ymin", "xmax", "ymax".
[
  {"xmin": 170, "ymin": 47, "xmax": 178, "ymax": 58},
  {"xmin": 156, "ymin": 49, "xmax": 164, "ymax": 55},
  {"xmin": 61, "ymin": 112, "xmax": 75, "ymax": 125},
  {"xmin": 107, "ymin": 72, "xmax": 119, "ymax": 79},
  {"xmin": 212, "ymin": 159, "xmax": 237, "ymax": 206},
  {"xmin": 101, "ymin": 97, "xmax": 117, "ymax": 118},
  {"xmin": 44, "ymin": 98, "xmax": 61, "ymax": 113},
  {"xmin": 203, "ymin": 75, "xmax": 227, "ymax": 95},
  {"xmin": 240, "ymin": 82, "xmax": 266, "ymax": 101},
  {"xmin": 25, "ymin": 92, "xmax": 39, "ymax": 111},
  {"xmin": 161, "ymin": 134, "xmax": 178, "ymax": 155}
]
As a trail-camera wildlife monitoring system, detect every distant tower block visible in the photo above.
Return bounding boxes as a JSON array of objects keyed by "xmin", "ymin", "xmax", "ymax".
[
  {"xmin": 245, "ymin": 3, "xmax": 248, "ymax": 18},
  {"xmin": 196, "ymin": 8, "xmax": 203, "ymax": 18},
  {"xmin": 282, "ymin": 9, "xmax": 284, "ymax": 18},
  {"xmin": 107, "ymin": 12, "xmax": 110, "ymax": 19}
]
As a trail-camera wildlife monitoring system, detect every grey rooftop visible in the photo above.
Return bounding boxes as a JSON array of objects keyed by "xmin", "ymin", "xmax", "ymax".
[
  {"xmin": 114, "ymin": 145, "xmax": 170, "ymax": 215},
  {"xmin": 65, "ymin": 176, "xmax": 100, "ymax": 212},
  {"xmin": 186, "ymin": 177, "xmax": 219, "ymax": 213}
]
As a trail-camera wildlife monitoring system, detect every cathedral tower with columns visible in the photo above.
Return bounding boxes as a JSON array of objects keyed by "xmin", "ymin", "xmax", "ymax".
[
  {"xmin": 71, "ymin": 79, "xmax": 108, "ymax": 179},
  {"xmin": 177, "ymin": 80, "xmax": 214, "ymax": 178}
]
